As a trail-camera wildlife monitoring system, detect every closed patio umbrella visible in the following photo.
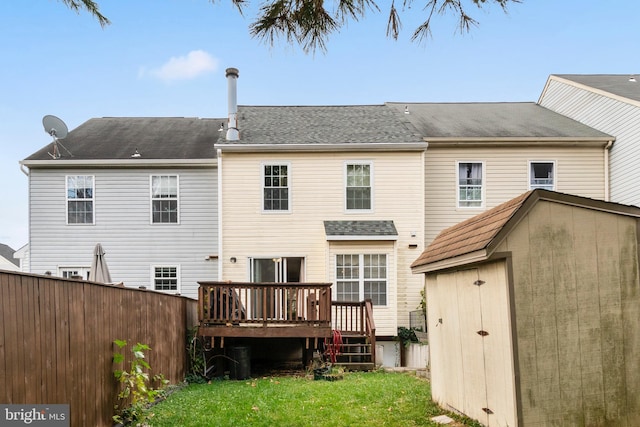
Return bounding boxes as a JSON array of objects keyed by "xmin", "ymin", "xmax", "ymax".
[{"xmin": 89, "ymin": 243, "xmax": 112, "ymax": 283}]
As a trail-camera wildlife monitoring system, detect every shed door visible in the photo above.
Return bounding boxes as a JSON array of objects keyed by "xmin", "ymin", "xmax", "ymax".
[{"xmin": 433, "ymin": 263, "xmax": 516, "ymax": 427}]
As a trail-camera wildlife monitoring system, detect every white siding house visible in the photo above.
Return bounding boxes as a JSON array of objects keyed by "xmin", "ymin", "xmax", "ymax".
[
  {"xmin": 216, "ymin": 104, "xmax": 427, "ymax": 337},
  {"xmin": 386, "ymin": 102, "xmax": 613, "ymax": 245},
  {"xmin": 21, "ymin": 117, "xmax": 221, "ymax": 298},
  {"xmin": 539, "ymin": 74, "xmax": 640, "ymax": 206}
]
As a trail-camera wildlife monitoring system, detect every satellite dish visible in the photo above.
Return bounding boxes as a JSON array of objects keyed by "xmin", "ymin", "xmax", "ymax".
[
  {"xmin": 42, "ymin": 115, "xmax": 68, "ymax": 139},
  {"xmin": 43, "ymin": 115, "xmax": 72, "ymax": 159}
]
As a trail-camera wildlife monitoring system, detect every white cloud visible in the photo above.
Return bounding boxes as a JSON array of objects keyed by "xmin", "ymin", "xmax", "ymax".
[{"xmin": 142, "ymin": 50, "xmax": 219, "ymax": 82}]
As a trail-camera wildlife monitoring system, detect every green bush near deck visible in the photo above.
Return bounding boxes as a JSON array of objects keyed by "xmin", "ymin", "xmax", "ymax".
[{"xmin": 148, "ymin": 371, "xmax": 481, "ymax": 427}]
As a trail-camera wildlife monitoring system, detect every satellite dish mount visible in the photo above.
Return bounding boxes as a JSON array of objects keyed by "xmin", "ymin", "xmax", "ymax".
[{"xmin": 42, "ymin": 115, "xmax": 70, "ymax": 159}]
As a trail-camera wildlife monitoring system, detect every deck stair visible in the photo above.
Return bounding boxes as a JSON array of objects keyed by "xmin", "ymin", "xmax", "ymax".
[
  {"xmin": 328, "ymin": 299, "xmax": 377, "ymax": 371},
  {"xmin": 331, "ymin": 332, "xmax": 375, "ymax": 371}
]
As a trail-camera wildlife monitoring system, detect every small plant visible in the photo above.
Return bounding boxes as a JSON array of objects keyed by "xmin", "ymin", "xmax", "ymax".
[
  {"xmin": 397, "ymin": 326, "xmax": 420, "ymax": 348},
  {"xmin": 113, "ymin": 339, "xmax": 168, "ymax": 426},
  {"xmin": 186, "ymin": 327, "xmax": 208, "ymax": 384}
]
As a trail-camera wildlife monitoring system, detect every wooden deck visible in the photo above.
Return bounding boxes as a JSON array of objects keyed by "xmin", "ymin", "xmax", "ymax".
[
  {"xmin": 197, "ymin": 282, "xmax": 376, "ymax": 369},
  {"xmin": 198, "ymin": 282, "xmax": 333, "ymax": 339}
]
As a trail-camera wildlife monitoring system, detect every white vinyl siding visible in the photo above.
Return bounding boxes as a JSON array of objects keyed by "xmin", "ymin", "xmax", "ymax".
[
  {"xmin": 539, "ymin": 77, "xmax": 640, "ymax": 206},
  {"xmin": 28, "ymin": 167, "xmax": 217, "ymax": 297},
  {"xmin": 426, "ymin": 146, "xmax": 607, "ymax": 246},
  {"xmin": 220, "ymin": 151, "xmax": 424, "ymax": 335}
]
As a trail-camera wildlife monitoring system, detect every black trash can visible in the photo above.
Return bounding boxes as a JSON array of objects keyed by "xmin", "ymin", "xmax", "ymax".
[{"xmin": 230, "ymin": 346, "xmax": 250, "ymax": 380}]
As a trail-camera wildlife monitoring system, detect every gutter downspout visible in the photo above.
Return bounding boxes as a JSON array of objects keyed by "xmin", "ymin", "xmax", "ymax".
[
  {"xmin": 217, "ymin": 148, "xmax": 223, "ymax": 280},
  {"xmin": 604, "ymin": 140, "xmax": 613, "ymax": 201}
]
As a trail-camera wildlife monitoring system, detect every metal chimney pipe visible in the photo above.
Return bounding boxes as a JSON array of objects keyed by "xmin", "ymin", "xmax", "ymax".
[{"xmin": 225, "ymin": 67, "xmax": 239, "ymax": 141}]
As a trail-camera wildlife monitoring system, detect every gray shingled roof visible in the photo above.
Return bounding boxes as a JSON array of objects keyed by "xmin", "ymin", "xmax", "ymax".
[
  {"xmin": 24, "ymin": 117, "xmax": 223, "ymax": 161},
  {"xmin": 0, "ymin": 243, "xmax": 19, "ymax": 267},
  {"xmin": 554, "ymin": 74, "xmax": 640, "ymax": 103},
  {"xmin": 224, "ymin": 105, "xmax": 423, "ymax": 145},
  {"xmin": 385, "ymin": 102, "xmax": 612, "ymax": 140},
  {"xmin": 324, "ymin": 220, "xmax": 398, "ymax": 238}
]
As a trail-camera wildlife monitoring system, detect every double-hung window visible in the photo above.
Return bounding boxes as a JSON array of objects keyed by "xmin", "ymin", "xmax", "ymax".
[
  {"xmin": 151, "ymin": 175, "xmax": 178, "ymax": 223},
  {"xmin": 263, "ymin": 164, "xmax": 289, "ymax": 211},
  {"xmin": 346, "ymin": 162, "xmax": 372, "ymax": 211},
  {"xmin": 336, "ymin": 254, "xmax": 387, "ymax": 305},
  {"xmin": 457, "ymin": 162, "xmax": 483, "ymax": 208},
  {"xmin": 153, "ymin": 266, "xmax": 179, "ymax": 292},
  {"xmin": 67, "ymin": 175, "xmax": 94, "ymax": 224},
  {"xmin": 529, "ymin": 161, "xmax": 555, "ymax": 190}
]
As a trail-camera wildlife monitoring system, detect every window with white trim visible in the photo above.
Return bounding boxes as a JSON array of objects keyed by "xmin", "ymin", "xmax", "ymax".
[
  {"xmin": 66, "ymin": 175, "xmax": 94, "ymax": 224},
  {"xmin": 153, "ymin": 266, "xmax": 179, "ymax": 291},
  {"xmin": 151, "ymin": 175, "xmax": 178, "ymax": 223},
  {"xmin": 263, "ymin": 164, "xmax": 289, "ymax": 211},
  {"xmin": 529, "ymin": 161, "xmax": 555, "ymax": 190},
  {"xmin": 336, "ymin": 254, "xmax": 387, "ymax": 305},
  {"xmin": 59, "ymin": 267, "xmax": 90, "ymax": 280},
  {"xmin": 457, "ymin": 162, "xmax": 483, "ymax": 208},
  {"xmin": 346, "ymin": 162, "xmax": 372, "ymax": 211}
]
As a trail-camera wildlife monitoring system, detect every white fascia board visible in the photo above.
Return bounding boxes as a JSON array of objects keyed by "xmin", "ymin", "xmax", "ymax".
[
  {"xmin": 20, "ymin": 158, "xmax": 218, "ymax": 168},
  {"xmin": 216, "ymin": 142, "xmax": 428, "ymax": 153},
  {"xmin": 410, "ymin": 250, "xmax": 488, "ymax": 274},
  {"xmin": 326, "ymin": 235, "xmax": 399, "ymax": 241}
]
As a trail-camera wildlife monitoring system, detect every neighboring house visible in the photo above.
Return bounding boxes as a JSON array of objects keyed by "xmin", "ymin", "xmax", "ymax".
[
  {"xmin": 386, "ymin": 102, "xmax": 614, "ymax": 245},
  {"xmin": 216, "ymin": 73, "xmax": 427, "ymax": 336},
  {"xmin": 411, "ymin": 189, "xmax": 640, "ymax": 426},
  {"xmin": 0, "ymin": 243, "xmax": 20, "ymax": 272},
  {"xmin": 13, "ymin": 243, "xmax": 29, "ymax": 272},
  {"xmin": 21, "ymin": 117, "xmax": 221, "ymax": 296},
  {"xmin": 539, "ymin": 74, "xmax": 640, "ymax": 206}
]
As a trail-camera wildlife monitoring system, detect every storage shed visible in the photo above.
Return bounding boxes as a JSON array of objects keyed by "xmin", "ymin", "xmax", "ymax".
[{"xmin": 411, "ymin": 189, "xmax": 640, "ymax": 426}]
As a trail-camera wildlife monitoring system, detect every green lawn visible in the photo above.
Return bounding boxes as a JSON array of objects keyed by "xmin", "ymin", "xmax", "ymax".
[{"xmin": 147, "ymin": 371, "xmax": 480, "ymax": 427}]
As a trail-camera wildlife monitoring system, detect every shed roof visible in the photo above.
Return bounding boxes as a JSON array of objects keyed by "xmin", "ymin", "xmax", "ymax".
[
  {"xmin": 385, "ymin": 102, "xmax": 612, "ymax": 141},
  {"xmin": 552, "ymin": 74, "xmax": 640, "ymax": 103},
  {"xmin": 23, "ymin": 117, "xmax": 223, "ymax": 163},
  {"xmin": 411, "ymin": 189, "xmax": 640, "ymax": 273},
  {"xmin": 217, "ymin": 105, "xmax": 424, "ymax": 148}
]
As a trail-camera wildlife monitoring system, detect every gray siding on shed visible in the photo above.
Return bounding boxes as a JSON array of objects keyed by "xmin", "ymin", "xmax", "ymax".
[
  {"xmin": 28, "ymin": 167, "xmax": 218, "ymax": 297},
  {"xmin": 540, "ymin": 78, "xmax": 640, "ymax": 206}
]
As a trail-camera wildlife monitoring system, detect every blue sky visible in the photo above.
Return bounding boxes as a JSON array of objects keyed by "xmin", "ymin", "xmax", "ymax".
[{"xmin": 0, "ymin": 0, "xmax": 638, "ymax": 250}]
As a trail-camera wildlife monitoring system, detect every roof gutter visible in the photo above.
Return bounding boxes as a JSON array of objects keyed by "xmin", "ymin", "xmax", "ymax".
[
  {"xmin": 425, "ymin": 137, "xmax": 613, "ymax": 147},
  {"xmin": 20, "ymin": 158, "xmax": 218, "ymax": 169},
  {"xmin": 216, "ymin": 142, "xmax": 428, "ymax": 153}
]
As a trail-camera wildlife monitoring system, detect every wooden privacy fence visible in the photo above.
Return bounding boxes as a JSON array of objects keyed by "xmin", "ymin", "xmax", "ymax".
[{"xmin": 0, "ymin": 270, "xmax": 198, "ymax": 427}]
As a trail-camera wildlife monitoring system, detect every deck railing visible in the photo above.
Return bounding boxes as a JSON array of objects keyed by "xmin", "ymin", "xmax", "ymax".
[
  {"xmin": 198, "ymin": 282, "xmax": 332, "ymax": 326},
  {"xmin": 331, "ymin": 299, "xmax": 377, "ymax": 361}
]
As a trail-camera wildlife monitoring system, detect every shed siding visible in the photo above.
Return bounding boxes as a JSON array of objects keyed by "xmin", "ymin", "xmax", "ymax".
[
  {"xmin": 497, "ymin": 200, "xmax": 640, "ymax": 426},
  {"xmin": 220, "ymin": 151, "xmax": 424, "ymax": 335},
  {"xmin": 28, "ymin": 167, "xmax": 218, "ymax": 297},
  {"xmin": 425, "ymin": 146, "xmax": 606, "ymax": 246},
  {"xmin": 539, "ymin": 78, "xmax": 640, "ymax": 206}
]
